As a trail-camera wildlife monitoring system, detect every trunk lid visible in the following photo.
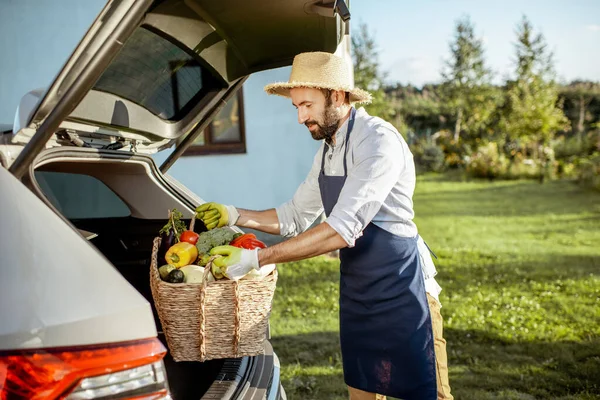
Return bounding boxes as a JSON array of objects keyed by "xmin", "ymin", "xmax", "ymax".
[{"xmin": 10, "ymin": 0, "xmax": 348, "ymax": 166}]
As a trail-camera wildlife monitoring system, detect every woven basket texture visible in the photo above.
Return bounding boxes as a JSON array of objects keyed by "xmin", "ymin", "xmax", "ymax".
[{"xmin": 150, "ymin": 236, "xmax": 277, "ymax": 362}]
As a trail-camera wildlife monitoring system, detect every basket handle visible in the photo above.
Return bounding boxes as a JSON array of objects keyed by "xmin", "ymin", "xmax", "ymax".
[
  {"xmin": 232, "ymin": 280, "xmax": 240, "ymax": 357},
  {"xmin": 199, "ymin": 257, "xmax": 241, "ymax": 359},
  {"xmin": 190, "ymin": 212, "xmax": 196, "ymax": 232},
  {"xmin": 198, "ymin": 257, "xmax": 214, "ymax": 362},
  {"xmin": 201, "ymin": 256, "xmax": 216, "ymax": 285}
]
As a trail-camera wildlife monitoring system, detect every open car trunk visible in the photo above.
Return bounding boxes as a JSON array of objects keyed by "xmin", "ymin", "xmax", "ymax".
[
  {"xmin": 27, "ymin": 148, "xmax": 279, "ymax": 399},
  {"xmin": 4, "ymin": 0, "xmax": 349, "ymax": 397},
  {"xmin": 10, "ymin": 0, "xmax": 348, "ymax": 178}
]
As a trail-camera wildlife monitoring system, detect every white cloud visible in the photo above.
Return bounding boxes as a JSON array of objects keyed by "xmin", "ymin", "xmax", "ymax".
[
  {"xmin": 385, "ymin": 56, "xmax": 441, "ymax": 87},
  {"xmin": 586, "ymin": 24, "xmax": 600, "ymax": 32}
]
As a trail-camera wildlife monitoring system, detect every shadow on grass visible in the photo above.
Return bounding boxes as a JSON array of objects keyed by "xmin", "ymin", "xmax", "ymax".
[{"xmin": 272, "ymin": 330, "xmax": 600, "ymax": 400}]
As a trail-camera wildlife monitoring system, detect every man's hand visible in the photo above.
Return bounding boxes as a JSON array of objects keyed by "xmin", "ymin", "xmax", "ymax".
[
  {"xmin": 196, "ymin": 202, "xmax": 240, "ymax": 230},
  {"xmin": 209, "ymin": 245, "xmax": 259, "ymax": 280}
]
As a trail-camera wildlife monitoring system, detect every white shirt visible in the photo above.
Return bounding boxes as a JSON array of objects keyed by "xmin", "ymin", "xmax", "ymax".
[{"xmin": 276, "ymin": 107, "xmax": 442, "ymax": 303}]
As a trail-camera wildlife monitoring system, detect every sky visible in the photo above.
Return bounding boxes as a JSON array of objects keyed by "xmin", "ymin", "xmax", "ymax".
[{"xmin": 349, "ymin": 0, "xmax": 600, "ymax": 87}]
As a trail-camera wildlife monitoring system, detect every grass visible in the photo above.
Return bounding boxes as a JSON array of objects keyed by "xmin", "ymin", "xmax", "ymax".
[{"xmin": 270, "ymin": 175, "xmax": 600, "ymax": 400}]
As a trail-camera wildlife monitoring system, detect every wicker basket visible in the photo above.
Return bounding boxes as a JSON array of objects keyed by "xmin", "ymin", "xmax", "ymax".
[{"xmin": 149, "ymin": 237, "xmax": 277, "ymax": 362}]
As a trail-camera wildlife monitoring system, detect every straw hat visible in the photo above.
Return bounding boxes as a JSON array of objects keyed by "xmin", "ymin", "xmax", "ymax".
[{"xmin": 264, "ymin": 52, "xmax": 372, "ymax": 104}]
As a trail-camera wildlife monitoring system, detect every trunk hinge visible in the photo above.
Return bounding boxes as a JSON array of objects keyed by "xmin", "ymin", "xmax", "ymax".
[
  {"xmin": 305, "ymin": 0, "xmax": 350, "ymax": 33},
  {"xmin": 56, "ymin": 129, "xmax": 91, "ymax": 148}
]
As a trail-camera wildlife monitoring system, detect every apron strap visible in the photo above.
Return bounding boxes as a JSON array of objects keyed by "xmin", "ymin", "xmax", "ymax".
[
  {"xmin": 320, "ymin": 142, "xmax": 329, "ymax": 174},
  {"xmin": 342, "ymin": 107, "xmax": 357, "ymax": 177},
  {"xmin": 320, "ymin": 107, "xmax": 357, "ymax": 177},
  {"xmin": 418, "ymin": 234, "xmax": 438, "ymax": 260}
]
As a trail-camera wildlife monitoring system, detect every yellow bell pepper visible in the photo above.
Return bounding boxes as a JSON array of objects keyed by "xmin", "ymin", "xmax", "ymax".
[{"xmin": 165, "ymin": 242, "xmax": 198, "ymax": 268}]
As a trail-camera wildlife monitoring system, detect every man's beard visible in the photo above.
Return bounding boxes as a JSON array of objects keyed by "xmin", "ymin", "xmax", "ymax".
[{"xmin": 305, "ymin": 98, "xmax": 341, "ymax": 143}]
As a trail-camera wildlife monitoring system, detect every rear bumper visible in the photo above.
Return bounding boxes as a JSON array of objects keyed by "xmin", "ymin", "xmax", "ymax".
[
  {"xmin": 232, "ymin": 341, "xmax": 284, "ymax": 400},
  {"xmin": 239, "ymin": 341, "xmax": 284, "ymax": 400},
  {"xmin": 162, "ymin": 338, "xmax": 283, "ymax": 400}
]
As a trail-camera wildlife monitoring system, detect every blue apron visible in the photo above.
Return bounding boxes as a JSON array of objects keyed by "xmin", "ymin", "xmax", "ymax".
[{"xmin": 318, "ymin": 108, "xmax": 437, "ymax": 399}]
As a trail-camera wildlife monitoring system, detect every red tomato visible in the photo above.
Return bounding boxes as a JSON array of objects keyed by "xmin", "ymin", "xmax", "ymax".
[{"xmin": 180, "ymin": 230, "xmax": 199, "ymax": 245}]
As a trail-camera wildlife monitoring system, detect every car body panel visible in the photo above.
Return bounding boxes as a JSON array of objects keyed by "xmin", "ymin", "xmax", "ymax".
[{"xmin": 0, "ymin": 165, "xmax": 157, "ymax": 350}]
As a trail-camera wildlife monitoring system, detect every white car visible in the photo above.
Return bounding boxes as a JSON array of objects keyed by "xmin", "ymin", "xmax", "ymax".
[{"xmin": 0, "ymin": 0, "xmax": 349, "ymax": 398}]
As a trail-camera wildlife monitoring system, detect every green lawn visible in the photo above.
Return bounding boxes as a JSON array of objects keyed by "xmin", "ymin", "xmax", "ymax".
[{"xmin": 270, "ymin": 175, "xmax": 600, "ymax": 400}]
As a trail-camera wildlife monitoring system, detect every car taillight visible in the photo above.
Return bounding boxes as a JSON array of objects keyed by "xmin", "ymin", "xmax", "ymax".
[{"xmin": 0, "ymin": 338, "xmax": 169, "ymax": 400}]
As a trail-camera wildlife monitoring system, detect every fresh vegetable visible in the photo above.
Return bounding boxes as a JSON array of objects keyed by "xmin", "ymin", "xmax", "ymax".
[
  {"xmin": 198, "ymin": 254, "xmax": 212, "ymax": 266},
  {"xmin": 166, "ymin": 269, "xmax": 185, "ymax": 283},
  {"xmin": 158, "ymin": 264, "xmax": 176, "ymax": 280},
  {"xmin": 241, "ymin": 263, "xmax": 276, "ymax": 280},
  {"xmin": 158, "ymin": 209, "xmax": 188, "ymax": 261},
  {"xmin": 165, "ymin": 242, "xmax": 198, "ymax": 267},
  {"xmin": 180, "ymin": 213, "xmax": 200, "ymax": 245},
  {"xmin": 159, "ymin": 209, "xmax": 188, "ymax": 241},
  {"xmin": 158, "ymin": 229, "xmax": 175, "ymax": 265},
  {"xmin": 179, "ymin": 265, "xmax": 208, "ymax": 283},
  {"xmin": 230, "ymin": 233, "xmax": 267, "ymax": 250},
  {"xmin": 180, "ymin": 230, "xmax": 199, "ymax": 245},
  {"xmin": 195, "ymin": 227, "xmax": 241, "ymax": 266},
  {"xmin": 211, "ymin": 262, "xmax": 225, "ymax": 280}
]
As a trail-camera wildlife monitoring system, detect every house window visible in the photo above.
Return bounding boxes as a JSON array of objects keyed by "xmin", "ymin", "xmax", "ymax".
[{"xmin": 182, "ymin": 88, "xmax": 246, "ymax": 155}]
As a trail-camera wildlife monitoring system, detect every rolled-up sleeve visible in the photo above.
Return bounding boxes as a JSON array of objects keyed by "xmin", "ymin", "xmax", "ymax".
[
  {"xmin": 276, "ymin": 150, "xmax": 324, "ymax": 237},
  {"xmin": 326, "ymin": 125, "xmax": 404, "ymax": 247}
]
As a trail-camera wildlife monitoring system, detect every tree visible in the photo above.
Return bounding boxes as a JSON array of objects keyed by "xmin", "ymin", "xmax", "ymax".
[
  {"xmin": 500, "ymin": 16, "xmax": 569, "ymax": 155},
  {"xmin": 560, "ymin": 81, "xmax": 600, "ymax": 140},
  {"xmin": 351, "ymin": 23, "xmax": 393, "ymax": 120},
  {"xmin": 440, "ymin": 16, "xmax": 498, "ymax": 143},
  {"xmin": 385, "ymin": 83, "xmax": 447, "ymax": 138}
]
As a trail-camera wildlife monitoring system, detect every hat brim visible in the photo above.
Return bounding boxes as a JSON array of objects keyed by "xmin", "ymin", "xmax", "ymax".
[{"xmin": 264, "ymin": 82, "xmax": 372, "ymax": 105}]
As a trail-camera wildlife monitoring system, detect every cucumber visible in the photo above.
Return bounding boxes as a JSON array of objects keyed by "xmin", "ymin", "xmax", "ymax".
[
  {"xmin": 166, "ymin": 269, "xmax": 184, "ymax": 283},
  {"xmin": 158, "ymin": 264, "xmax": 176, "ymax": 280}
]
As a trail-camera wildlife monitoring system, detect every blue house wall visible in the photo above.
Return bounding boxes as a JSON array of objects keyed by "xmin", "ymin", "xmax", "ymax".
[
  {"xmin": 153, "ymin": 69, "xmax": 320, "ymax": 211},
  {"xmin": 0, "ymin": 0, "xmax": 107, "ymax": 124}
]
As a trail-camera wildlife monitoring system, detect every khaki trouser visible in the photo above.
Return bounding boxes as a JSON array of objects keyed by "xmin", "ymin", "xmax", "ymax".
[{"xmin": 348, "ymin": 294, "xmax": 453, "ymax": 400}]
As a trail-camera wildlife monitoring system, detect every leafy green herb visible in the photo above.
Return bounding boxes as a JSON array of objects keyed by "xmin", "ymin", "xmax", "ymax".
[{"xmin": 159, "ymin": 209, "xmax": 188, "ymax": 240}]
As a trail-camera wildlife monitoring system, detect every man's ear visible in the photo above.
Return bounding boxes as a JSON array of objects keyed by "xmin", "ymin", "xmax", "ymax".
[{"xmin": 333, "ymin": 90, "xmax": 346, "ymax": 106}]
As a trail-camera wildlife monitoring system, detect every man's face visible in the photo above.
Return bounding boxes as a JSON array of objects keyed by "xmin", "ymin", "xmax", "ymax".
[{"xmin": 290, "ymin": 87, "xmax": 343, "ymax": 142}]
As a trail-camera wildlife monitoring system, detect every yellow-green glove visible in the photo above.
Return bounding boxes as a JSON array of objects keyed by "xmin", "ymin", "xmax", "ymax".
[
  {"xmin": 195, "ymin": 202, "xmax": 239, "ymax": 230},
  {"xmin": 209, "ymin": 245, "xmax": 259, "ymax": 280}
]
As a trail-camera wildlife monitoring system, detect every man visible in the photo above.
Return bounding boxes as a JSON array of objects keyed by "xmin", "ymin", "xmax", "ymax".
[{"xmin": 201, "ymin": 52, "xmax": 452, "ymax": 400}]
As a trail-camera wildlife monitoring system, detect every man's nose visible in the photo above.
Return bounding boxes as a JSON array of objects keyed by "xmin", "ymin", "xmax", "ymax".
[{"xmin": 297, "ymin": 108, "xmax": 308, "ymax": 124}]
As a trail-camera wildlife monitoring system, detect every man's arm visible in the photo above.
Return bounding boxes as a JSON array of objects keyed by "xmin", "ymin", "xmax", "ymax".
[
  {"xmin": 234, "ymin": 149, "xmax": 324, "ymax": 237},
  {"xmin": 257, "ymin": 222, "xmax": 347, "ymax": 266},
  {"xmin": 235, "ymin": 208, "xmax": 281, "ymax": 235}
]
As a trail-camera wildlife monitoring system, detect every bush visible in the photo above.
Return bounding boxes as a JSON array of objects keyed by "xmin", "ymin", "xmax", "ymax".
[
  {"xmin": 554, "ymin": 130, "xmax": 600, "ymax": 161},
  {"xmin": 504, "ymin": 158, "xmax": 543, "ymax": 180},
  {"xmin": 554, "ymin": 135, "xmax": 588, "ymax": 160},
  {"xmin": 466, "ymin": 142, "xmax": 509, "ymax": 179},
  {"xmin": 466, "ymin": 143, "xmax": 562, "ymax": 181},
  {"xmin": 417, "ymin": 144, "xmax": 446, "ymax": 172},
  {"xmin": 576, "ymin": 153, "xmax": 600, "ymax": 191},
  {"xmin": 445, "ymin": 152, "xmax": 464, "ymax": 168},
  {"xmin": 434, "ymin": 130, "xmax": 472, "ymax": 168},
  {"xmin": 556, "ymin": 160, "xmax": 578, "ymax": 179}
]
